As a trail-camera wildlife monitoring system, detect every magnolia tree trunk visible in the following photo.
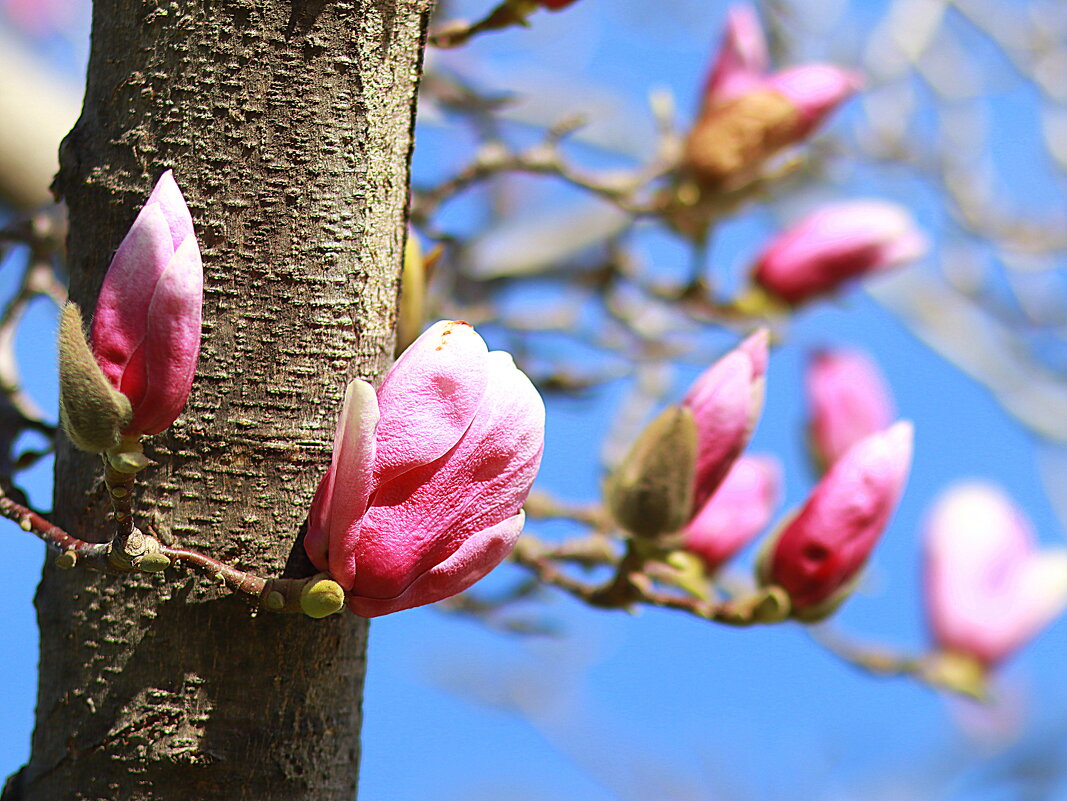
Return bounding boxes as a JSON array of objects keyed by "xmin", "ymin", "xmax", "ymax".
[{"xmin": 3, "ymin": 1, "xmax": 431, "ymax": 798}]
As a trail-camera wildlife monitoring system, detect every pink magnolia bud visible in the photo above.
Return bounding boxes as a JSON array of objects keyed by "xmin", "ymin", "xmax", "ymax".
[
  {"xmin": 925, "ymin": 483, "xmax": 1067, "ymax": 667},
  {"xmin": 806, "ymin": 349, "xmax": 895, "ymax": 469},
  {"xmin": 539, "ymin": 0, "xmax": 578, "ymax": 7},
  {"xmin": 681, "ymin": 329, "xmax": 769, "ymax": 515},
  {"xmin": 305, "ymin": 321, "xmax": 546, "ymax": 617},
  {"xmin": 752, "ymin": 201, "xmax": 926, "ymax": 305},
  {"xmin": 683, "ymin": 454, "xmax": 780, "ymax": 572},
  {"xmin": 765, "ymin": 64, "xmax": 863, "ymax": 137},
  {"xmin": 91, "ymin": 170, "xmax": 203, "ymax": 437},
  {"xmin": 702, "ymin": 6, "xmax": 770, "ymax": 108},
  {"xmin": 765, "ymin": 422, "xmax": 912, "ymax": 618},
  {"xmin": 684, "ymin": 29, "xmax": 858, "ymax": 193}
]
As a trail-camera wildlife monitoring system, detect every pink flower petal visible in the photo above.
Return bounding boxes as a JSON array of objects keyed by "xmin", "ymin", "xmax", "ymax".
[
  {"xmin": 305, "ymin": 379, "xmax": 380, "ymax": 580},
  {"xmin": 373, "ymin": 320, "xmax": 489, "ymax": 485},
  {"xmin": 347, "ymin": 351, "xmax": 544, "ymax": 601},
  {"xmin": 753, "ymin": 201, "xmax": 926, "ymax": 305},
  {"xmin": 92, "ymin": 202, "xmax": 175, "ymax": 387},
  {"xmin": 684, "ymin": 454, "xmax": 780, "ymax": 572},
  {"xmin": 925, "ymin": 483, "xmax": 1067, "ymax": 666},
  {"xmin": 346, "ymin": 512, "xmax": 526, "ymax": 617},
  {"xmin": 146, "ymin": 170, "xmax": 195, "ymax": 251},
  {"xmin": 766, "ymin": 64, "xmax": 862, "ymax": 136},
  {"xmin": 770, "ymin": 421, "xmax": 912, "ymax": 611},
  {"xmin": 133, "ymin": 234, "xmax": 203, "ymax": 435},
  {"xmin": 91, "ymin": 171, "xmax": 202, "ymax": 436},
  {"xmin": 703, "ymin": 5, "xmax": 770, "ymax": 108},
  {"xmin": 682, "ymin": 332, "xmax": 768, "ymax": 513},
  {"xmin": 806, "ymin": 349, "xmax": 895, "ymax": 468}
]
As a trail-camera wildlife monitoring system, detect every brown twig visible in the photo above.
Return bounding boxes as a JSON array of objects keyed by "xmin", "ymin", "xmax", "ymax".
[
  {"xmin": 428, "ymin": 0, "xmax": 557, "ymax": 49},
  {"xmin": 0, "ymin": 486, "xmax": 337, "ymax": 615},
  {"xmin": 411, "ymin": 134, "xmax": 674, "ymax": 223},
  {"xmin": 0, "ymin": 492, "xmax": 107, "ymax": 559},
  {"xmin": 523, "ymin": 491, "xmax": 612, "ymax": 532},
  {"xmin": 103, "ymin": 461, "xmax": 137, "ymax": 560},
  {"xmin": 808, "ymin": 625, "xmax": 990, "ymax": 701},
  {"xmin": 510, "ymin": 534, "xmax": 790, "ymax": 626}
]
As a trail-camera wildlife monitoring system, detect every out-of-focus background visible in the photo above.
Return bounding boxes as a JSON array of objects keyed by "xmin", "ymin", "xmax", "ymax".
[{"xmin": 4, "ymin": 1, "xmax": 1067, "ymax": 798}]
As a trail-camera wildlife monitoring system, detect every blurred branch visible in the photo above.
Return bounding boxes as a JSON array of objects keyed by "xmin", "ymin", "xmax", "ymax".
[
  {"xmin": 511, "ymin": 534, "xmax": 792, "ymax": 627},
  {"xmin": 429, "ymin": 0, "xmax": 551, "ymax": 49},
  {"xmin": 869, "ymin": 270, "xmax": 1067, "ymax": 442},
  {"xmin": 411, "ymin": 116, "xmax": 677, "ymax": 222},
  {"xmin": 809, "ymin": 624, "xmax": 992, "ymax": 701}
]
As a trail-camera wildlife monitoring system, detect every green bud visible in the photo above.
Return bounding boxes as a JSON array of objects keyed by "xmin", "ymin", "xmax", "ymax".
[
  {"xmin": 921, "ymin": 650, "xmax": 989, "ymax": 701},
  {"xmin": 299, "ymin": 574, "xmax": 346, "ymax": 619},
  {"xmin": 136, "ymin": 553, "xmax": 171, "ymax": 573},
  {"xmin": 58, "ymin": 303, "xmax": 132, "ymax": 453},
  {"xmin": 750, "ymin": 585, "xmax": 791, "ymax": 623},
  {"xmin": 107, "ymin": 448, "xmax": 152, "ymax": 474},
  {"xmin": 660, "ymin": 549, "xmax": 712, "ymax": 600},
  {"xmin": 605, "ymin": 406, "xmax": 698, "ymax": 539}
]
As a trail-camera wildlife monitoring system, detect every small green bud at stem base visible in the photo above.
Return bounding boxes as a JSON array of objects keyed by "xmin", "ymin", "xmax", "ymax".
[
  {"xmin": 920, "ymin": 651, "xmax": 990, "ymax": 701},
  {"xmin": 300, "ymin": 575, "xmax": 346, "ymax": 619},
  {"xmin": 106, "ymin": 440, "xmax": 153, "ymax": 474},
  {"xmin": 136, "ymin": 553, "xmax": 171, "ymax": 572}
]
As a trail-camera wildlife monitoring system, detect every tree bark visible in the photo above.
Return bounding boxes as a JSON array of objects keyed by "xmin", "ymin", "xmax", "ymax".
[{"xmin": 5, "ymin": 1, "xmax": 431, "ymax": 798}]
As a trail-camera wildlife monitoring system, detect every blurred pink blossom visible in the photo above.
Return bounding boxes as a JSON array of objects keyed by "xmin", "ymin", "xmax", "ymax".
[
  {"xmin": 753, "ymin": 200, "xmax": 926, "ymax": 305},
  {"xmin": 305, "ymin": 321, "xmax": 546, "ymax": 617},
  {"xmin": 681, "ymin": 329, "xmax": 768, "ymax": 515},
  {"xmin": 806, "ymin": 348, "xmax": 895, "ymax": 469},
  {"xmin": 3, "ymin": 0, "xmax": 82, "ymax": 37},
  {"xmin": 702, "ymin": 5, "xmax": 770, "ymax": 107},
  {"xmin": 683, "ymin": 454, "xmax": 780, "ymax": 572},
  {"xmin": 91, "ymin": 170, "xmax": 203, "ymax": 438},
  {"xmin": 765, "ymin": 422, "xmax": 913, "ymax": 618},
  {"xmin": 925, "ymin": 483, "xmax": 1067, "ymax": 667},
  {"xmin": 685, "ymin": 7, "xmax": 860, "ymax": 190},
  {"xmin": 764, "ymin": 64, "xmax": 862, "ymax": 137}
]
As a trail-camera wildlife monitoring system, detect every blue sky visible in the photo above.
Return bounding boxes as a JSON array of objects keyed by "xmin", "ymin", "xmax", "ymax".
[{"xmin": 3, "ymin": 1, "xmax": 1067, "ymax": 799}]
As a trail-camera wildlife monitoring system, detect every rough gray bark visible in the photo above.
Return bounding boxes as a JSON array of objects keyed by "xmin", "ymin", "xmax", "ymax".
[{"xmin": 5, "ymin": 1, "xmax": 431, "ymax": 798}]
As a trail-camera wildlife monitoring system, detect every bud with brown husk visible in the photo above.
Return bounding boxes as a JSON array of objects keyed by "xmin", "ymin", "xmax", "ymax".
[
  {"xmin": 683, "ymin": 89, "xmax": 803, "ymax": 193},
  {"xmin": 605, "ymin": 406, "xmax": 698, "ymax": 540},
  {"xmin": 58, "ymin": 302, "xmax": 132, "ymax": 453}
]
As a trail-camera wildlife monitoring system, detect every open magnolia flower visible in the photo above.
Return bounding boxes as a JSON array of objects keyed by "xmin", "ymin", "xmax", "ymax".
[{"xmin": 305, "ymin": 321, "xmax": 546, "ymax": 617}]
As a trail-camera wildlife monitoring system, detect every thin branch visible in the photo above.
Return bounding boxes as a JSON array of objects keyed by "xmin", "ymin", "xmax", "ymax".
[
  {"xmin": 0, "ymin": 486, "xmax": 334, "ymax": 616},
  {"xmin": 809, "ymin": 625, "xmax": 991, "ymax": 701},
  {"xmin": 510, "ymin": 535, "xmax": 790, "ymax": 626},
  {"xmin": 428, "ymin": 0, "xmax": 560, "ymax": 49},
  {"xmin": 412, "ymin": 137, "xmax": 670, "ymax": 222}
]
